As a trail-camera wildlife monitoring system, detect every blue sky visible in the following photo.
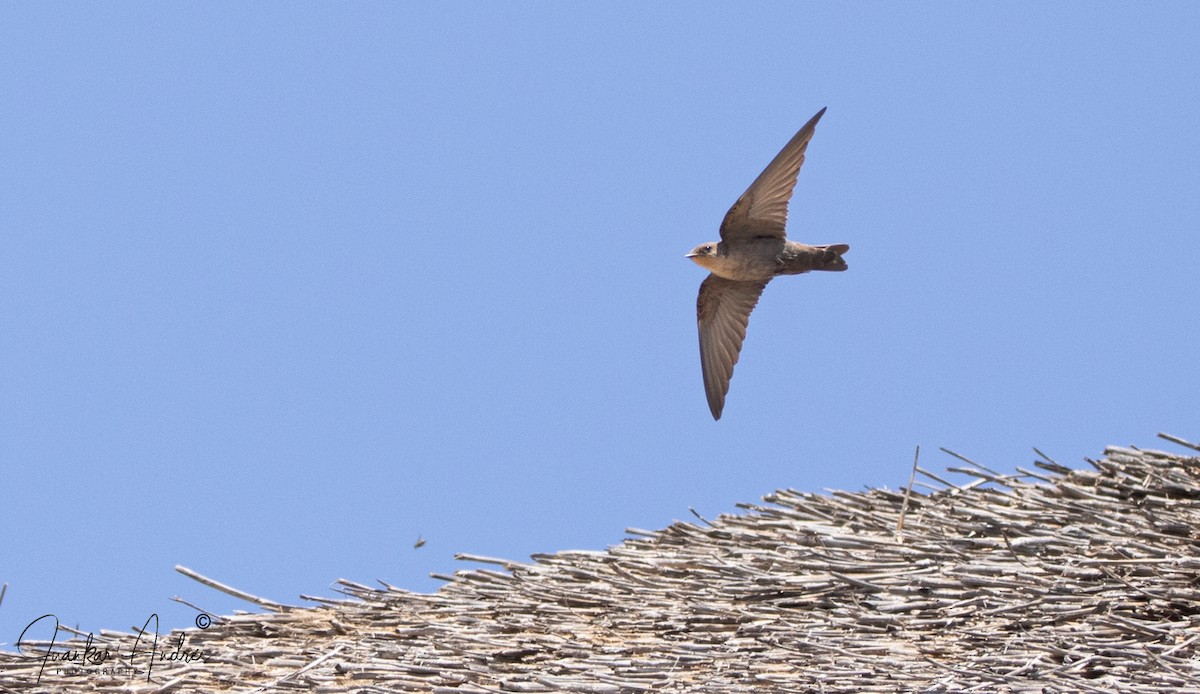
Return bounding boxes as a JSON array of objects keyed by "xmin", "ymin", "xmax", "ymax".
[{"xmin": 3, "ymin": 3, "xmax": 1198, "ymax": 637}]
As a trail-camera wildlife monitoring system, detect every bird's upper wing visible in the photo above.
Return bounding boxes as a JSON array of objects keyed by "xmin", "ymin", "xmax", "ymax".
[
  {"xmin": 719, "ymin": 107, "xmax": 826, "ymax": 242},
  {"xmin": 697, "ymin": 274, "xmax": 771, "ymax": 420}
]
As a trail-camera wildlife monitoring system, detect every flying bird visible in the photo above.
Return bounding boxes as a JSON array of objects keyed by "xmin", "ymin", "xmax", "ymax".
[{"xmin": 687, "ymin": 107, "xmax": 848, "ymax": 420}]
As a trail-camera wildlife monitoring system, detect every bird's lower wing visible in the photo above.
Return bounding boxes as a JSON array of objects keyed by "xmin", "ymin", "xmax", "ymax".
[{"xmin": 697, "ymin": 275, "xmax": 770, "ymax": 420}]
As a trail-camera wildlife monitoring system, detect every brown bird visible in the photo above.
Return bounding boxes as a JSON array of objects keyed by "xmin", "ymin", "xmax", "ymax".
[{"xmin": 687, "ymin": 107, "xmax": 849, "ymax": 420}]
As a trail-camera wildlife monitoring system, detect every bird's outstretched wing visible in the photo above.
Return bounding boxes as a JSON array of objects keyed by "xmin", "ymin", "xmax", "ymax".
[
  {"xmin": 697, "ymin": 275, "xmax": 771, "ymax": 420},
  {"xmin": 719, "ymin": 107, "xmax": 826, "ymax": 242}
]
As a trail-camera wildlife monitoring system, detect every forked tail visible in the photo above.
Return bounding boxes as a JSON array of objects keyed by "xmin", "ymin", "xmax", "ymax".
[{"xmin": 815, "ymin": 244, "xmax": 849, "ymax": 271}]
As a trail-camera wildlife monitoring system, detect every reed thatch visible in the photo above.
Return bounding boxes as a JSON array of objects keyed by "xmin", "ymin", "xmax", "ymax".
[{"xmin": 4, "ymin": 434, "xmax": 1200, "ymax": 692}]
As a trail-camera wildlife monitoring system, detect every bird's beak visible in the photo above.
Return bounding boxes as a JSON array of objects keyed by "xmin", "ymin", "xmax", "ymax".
[{"xmin": 685, "ymin": 252, "xmax": 698, "ymax": 258}]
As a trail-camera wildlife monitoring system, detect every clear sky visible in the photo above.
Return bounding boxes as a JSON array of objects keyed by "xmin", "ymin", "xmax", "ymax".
[{"xmin": 3, "ymin": 3, "xmax": 1198, "ymax": 638}]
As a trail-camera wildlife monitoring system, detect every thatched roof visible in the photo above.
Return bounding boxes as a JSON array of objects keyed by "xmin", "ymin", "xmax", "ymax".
[{"xmin": 4, "ymin": 435, "xmax": 1200, "ymax": 692}]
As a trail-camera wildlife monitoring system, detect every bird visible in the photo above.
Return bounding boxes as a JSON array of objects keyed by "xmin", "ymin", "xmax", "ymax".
[{"xmin": 687, "ymin": 107, "xmax": 848, "ymax": 420}]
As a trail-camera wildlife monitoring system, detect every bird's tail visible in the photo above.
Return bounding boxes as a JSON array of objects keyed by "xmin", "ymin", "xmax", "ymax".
[{"xmin": 814, "ymin": 244, "xmax": 849, "ymax": 271}]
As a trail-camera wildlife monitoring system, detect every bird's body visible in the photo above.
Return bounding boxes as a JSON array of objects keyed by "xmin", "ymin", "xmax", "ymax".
[
  {"xmin": 687, "ymin": 107, "xmax": 848, "ymax": 420},
  {"xmin": 689, "ymin": 238, "xmax": 848, "ymax": 281}
]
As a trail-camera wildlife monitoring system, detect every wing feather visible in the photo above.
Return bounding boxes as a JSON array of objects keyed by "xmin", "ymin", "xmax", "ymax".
[
  {"xmin": 697, "ymin": 275, "xmax": 770, "ymax": 420},
  {"xmin": 719, "ymin": 107, "xmax": 826, "ymax": 242}
]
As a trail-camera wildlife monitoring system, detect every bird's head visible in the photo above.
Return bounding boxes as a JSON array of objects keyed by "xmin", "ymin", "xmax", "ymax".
[{"xmin": 686, "ymin": 242, "xmax": 720, "ymax": 269}]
